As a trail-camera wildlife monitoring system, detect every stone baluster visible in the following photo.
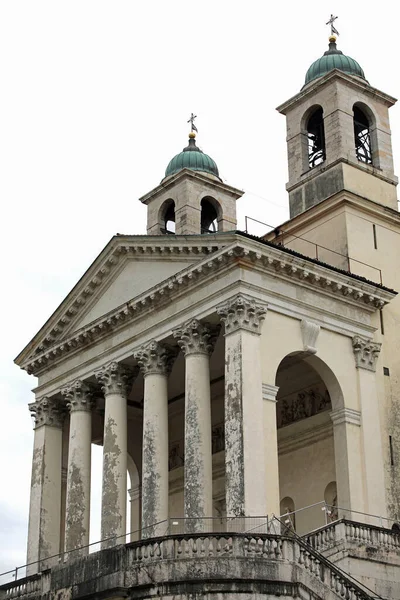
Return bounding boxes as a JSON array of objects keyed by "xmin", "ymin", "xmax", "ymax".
[
  {"xmin": 173, "ymin": 319, "xmax": 220, "ymax": 532},
  {"xmin": 95, "ymin": 361, "xmax": 134, "ymax": 547},
  {"xmin": 217, "ymin": 294, "xmax": 267, "ymax": 518},
  {"xmin": 27, "ymin": 397, "xmax": 64, "ymax": 574},
  {"xmin": 135, "ymin": 341, "xmax": 176, "ymax": 538},
  {"xmin": 61, "ymin": 380, "xmax": 93, "ymax": 555}
]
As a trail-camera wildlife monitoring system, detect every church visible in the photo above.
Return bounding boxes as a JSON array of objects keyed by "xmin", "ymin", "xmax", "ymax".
[{"xmin": 2, "ymin": 24, "xmax": 400, "ymax": 600}]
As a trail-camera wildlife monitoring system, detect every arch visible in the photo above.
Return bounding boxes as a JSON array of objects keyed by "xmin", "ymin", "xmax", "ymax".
[
  {"xmin": 353, "ymin": 102, "xmax": 375, "ymax": 165},
  {"xmin": 159, "ymin": 199, "xmax": 176, "ymax": 234},
  {"xmin": 280, "ymin": 496, "xmax": 296, "ymax": 531},
  {"xmin": 274, "ymin": 351, "xmax": 344, "ymax": 413},
  {"xmin": 324, "ymin": 481, "xmax": 338, "ymax": 522},
  {"xmin": 302, "ymin": 105, "xmax": 326, "ymax": 169},
  {"xmin": 201, "ymin": 196, "xmax": 221, "ymax": 233}
]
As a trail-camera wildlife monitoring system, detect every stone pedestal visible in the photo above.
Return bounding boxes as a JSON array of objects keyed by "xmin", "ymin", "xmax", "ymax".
[
  {"xmin": 217, "ymin": 294, "xmax": 267, "ymax": 518},
  {"xmin": 173, "ymin": 320, "xmax": 219, "ymax": 532},
  {"xmin": 27, "ymin": 397, "xmax": 64, "ymax": 574},
  {"xmin": 135, "ymin": 341, "xmax": 176, "ymax": 538},
  {"xmin": 95, "ymin": 362, "xmax": 132, "ymax": 547},
  {"xmin": 61, "ymin": 380, "xmax": 93, "ymax": 555}
]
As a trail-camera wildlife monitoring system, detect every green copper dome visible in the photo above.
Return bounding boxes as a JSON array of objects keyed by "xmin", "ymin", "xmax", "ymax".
[
  {"xmin": 165, "ymin": 134, "xmax": 220, "ymax": 179},
  {"xmin": 304, "ymin": 37, "xmax": 366, "ymax": 87}
]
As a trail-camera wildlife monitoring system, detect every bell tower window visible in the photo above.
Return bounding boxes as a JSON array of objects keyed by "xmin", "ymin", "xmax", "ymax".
[
  {"xmin": 354, "ymin": 105, "xmax": 372, "ymax": 165},
  {"xmin": 161, "ymin": 200, "xmax": 176, "ymax": 234},
  {"xmin": 201, "ymin": 198, "xmax": 219, "ymax": 234},
  {"xmin": 307, "ymin": 107, "xmax": 326, "ymax": 169}
]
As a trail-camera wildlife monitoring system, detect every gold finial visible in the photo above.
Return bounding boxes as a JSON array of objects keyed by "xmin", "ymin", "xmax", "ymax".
[
  {"xmin": 188, "ymin": 131, "xmax": 196, "ymax": 139},
  {"xmin": 329, "ymin": 35, "xmax": 337, "ymax": 43}
]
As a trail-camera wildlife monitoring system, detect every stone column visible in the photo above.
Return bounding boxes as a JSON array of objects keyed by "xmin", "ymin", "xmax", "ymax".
[
  {"xmin": 330, "ymin": 407, "xmax": 364, "ymax": 520},
  {"xmin": 27, "ymin": 397, "xmax": 64, "ymax": 574},
  {"xmin": 173, "ymin": 319, "xmax": 220, "ymax": 532},
  {"xmin": 262, "ymin": 384, "xmax": 280, "ymax": 517},
  {"xmin": 95, "ymin": 362, "xmax": 132, "ymax": 547},
  {"xmin": 352, "ymin": 336, "xmax": 387, "ymax": 518},
  {"xmin": 135, "ymin": 341, "xmax": 176, "ymax": 538},
  {"xmin": 217, "ymin": 294, "xmax": 267, "ymax": 517},
  {"xmin": 61, "ymin": 380, "xmax": 93, "ymax": 555}
]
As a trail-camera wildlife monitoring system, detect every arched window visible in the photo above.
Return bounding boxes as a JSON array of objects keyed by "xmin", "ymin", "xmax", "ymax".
[
  {"xmin": 280, "ymin": 496, "xmax": 296, "ymax": 532},
  {"xmin": 307, "ymin": 107, "xmax": 326, "ymax": 169},
  {"xmin": 201, "ymin": 198, "xmax": 219, "ymax": 234},
  {"xmin": 354, "ymin": 106, "xmax": 372, "ymax": 164},
  {"xmin": 160, "ymin": 200, "xmax": 176, "ymax": 234},
  {"xmin": 324, "ymin": 481, "xmax": 338, "ymax": 522}
]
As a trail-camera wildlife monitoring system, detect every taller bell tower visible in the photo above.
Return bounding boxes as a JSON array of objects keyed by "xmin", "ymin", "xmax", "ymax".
[{"xmin": 277, "ymin": 35, "xmax": 398, "ymax": 218}]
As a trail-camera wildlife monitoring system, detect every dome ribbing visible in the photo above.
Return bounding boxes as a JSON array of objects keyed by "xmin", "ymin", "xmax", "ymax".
[
  {"xmin": 304, "ymin": 37, "xmax": 366, "ymax": 87},
  {"xmin": 164, "ymin": 134, "xmax": 220, "ymax": 179}
]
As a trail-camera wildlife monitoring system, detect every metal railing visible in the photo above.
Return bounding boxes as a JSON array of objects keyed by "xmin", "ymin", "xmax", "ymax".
[
  {"xmin": 1, "ymin": 506, "xmax": 397, "ymax": 588},
  {"xmin": 243, "ymin": 216, "xmax": 383, "ymax": 285}
]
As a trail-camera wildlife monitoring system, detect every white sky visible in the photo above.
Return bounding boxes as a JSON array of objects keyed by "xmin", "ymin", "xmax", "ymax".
[{"xmin": 1, "ymin": 0, "xmax": 399, "ymax": 577}]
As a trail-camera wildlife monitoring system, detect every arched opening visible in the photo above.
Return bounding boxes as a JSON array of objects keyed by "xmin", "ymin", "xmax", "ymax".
[
  {"xmin": 160, "ymin": 199, "xmax": 176, "ymax": 234},
  {"xmin": 307, "ymin": 107, "xmax": 326, "ymax": 169},
  {"xmin": 275, "ymin": 352, "xmax": 336, "ymax": 535},
  {"xmin": 201, "ymin": 198, "xmax": 219, "ymax": 234},
  {"xmin": 353, "ymin": 104, "xmax": 373, "ymax": 165},
  {"xmin": 280, "ymin": 496, "xmax": 296, "ymax": 532},
  {"xmin": 324, "ymin": 481, "xmax": 338, "ymax": 522}
]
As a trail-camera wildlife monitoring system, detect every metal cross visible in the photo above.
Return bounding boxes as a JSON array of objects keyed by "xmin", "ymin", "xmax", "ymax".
[
  {"xmin": 326, "ymin": 14, "xmax": 339, "ymax": 36},
  {"xmin": 187, "ymin": 113, "xmax": 198, "ymax": 133}
]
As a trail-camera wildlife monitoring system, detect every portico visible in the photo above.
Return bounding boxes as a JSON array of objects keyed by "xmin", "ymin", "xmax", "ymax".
[{"xmin": 20, "ymin": 232, "xmax": 394, "ymax": 573}]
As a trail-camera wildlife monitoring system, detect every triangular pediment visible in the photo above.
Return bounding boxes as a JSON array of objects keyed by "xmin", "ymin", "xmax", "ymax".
[{"xmin": 16, "ymin": 233, "xmax": 237, "ymax": 368}]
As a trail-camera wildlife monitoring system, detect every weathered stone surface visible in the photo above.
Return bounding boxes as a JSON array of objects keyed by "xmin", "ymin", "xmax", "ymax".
[
  {"xmin": 29, "ymin": 396, "xmax": 64, "ymax": 429},
  {"xmin": 173, "ymin": 319, "xmax": 220, "ymax": 356},
  {"xmin": 217, "ymin": 294, "xmax": 266, "ymax": 335},
  {"xmin": 135, "ymin": 340, "xmax": 177, "ymax": 376},
  {"xmin": 352, "ymin": 336, "xmax": 381, "ymax": 372}
]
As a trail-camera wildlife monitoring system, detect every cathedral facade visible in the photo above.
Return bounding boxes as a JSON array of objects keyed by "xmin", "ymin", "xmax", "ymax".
[{"xmin": 2, "ymin": 34, "xmax": 400, "ymax": 600}]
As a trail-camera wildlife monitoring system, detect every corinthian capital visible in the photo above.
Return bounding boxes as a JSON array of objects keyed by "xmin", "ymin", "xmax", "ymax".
[
  {"xmin": 95, "ymin": 361, "xmax": 135, "ymax": 396},
  {"xmin": 173, "ymin": 319, "xmax": 220, "ymax": 357},
  {"xmin": 217, "ymin": 294, "xmax": 267, "ymax": 335},
  {"xmin": 135, "ymin": 341, "xmax": 177, "ymax": 376},
  {"xmin": 352, "ymin": 336, "xmax": 381, "ymax": 372},
  {"xmin": 29, "ymin": 396, "xmax": 64, "ymax": 429},
  {"xmin": 61, "ymin": 380, "xmax": 94, "ymax": 412}
]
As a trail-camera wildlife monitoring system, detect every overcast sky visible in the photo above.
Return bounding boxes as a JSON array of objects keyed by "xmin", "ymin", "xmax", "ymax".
[{"xmin": 1, "ymin": 0, "xmax": 399, "ymax": 578}]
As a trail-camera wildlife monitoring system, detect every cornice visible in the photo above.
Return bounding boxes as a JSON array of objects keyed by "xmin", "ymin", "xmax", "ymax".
[
  {"xmin": 21, "ymin": 235, "xmax": 395, "ymax": 375},
  {"xmin": 15, "ymin": 235, "xmax": 235, "ymax": 368},
  {"xmin": 139, "ymin": 168, "xmax": 244, "ymax": 205},
  {"xmin": 277, "ymin": 69, "xmax": 397, "ymax": 115},
  {"xmin": 19, "ymin": 235, "xmax": 396, "ymax": 377}
]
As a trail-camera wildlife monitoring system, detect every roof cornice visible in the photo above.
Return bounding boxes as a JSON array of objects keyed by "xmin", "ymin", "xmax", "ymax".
[
  {"xmin": 277, "ymin": 69, "xmax": 397, "ymax": 115},
  {"xmin": 17, "ymin": 234, "xmax": 396, "ymax": 377},
  {"xmin": 139, "ymin": 168, "xmax": 244, "ymax": 205}
]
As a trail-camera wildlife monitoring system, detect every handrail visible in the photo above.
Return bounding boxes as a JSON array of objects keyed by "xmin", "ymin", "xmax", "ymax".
[
  {"xmin": 272, "ymin": 515, "xmax": 381, "ymax": 600},
  {"xmin": 244, "ymin": 215, "xmax": 383, "ymax": 285}
]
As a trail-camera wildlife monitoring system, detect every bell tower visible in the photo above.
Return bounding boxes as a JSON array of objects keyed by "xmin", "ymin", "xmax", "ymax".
[
  {"xmin": 140, "ymin": 131, "xmax": 243, "ymax": 235},
  {"xmin": 277, "ymin": 35, "xmax": 398, "ymax": 218}
]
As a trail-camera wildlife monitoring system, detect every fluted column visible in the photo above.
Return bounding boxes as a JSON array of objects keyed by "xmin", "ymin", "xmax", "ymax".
[
  {"xmin": 95, "ymin": 362, "xmax": 132, "ymax": 546},
  {"xmin": 61, "ymin": 380, "xmax": 93, "ymax": 555},
  {"xmin": 173, "ymin": 319, "xmax": 220, "ymax": 532},
  {"xmin": 27, "ymin": 397, "xmax": 64, "ymax": 574},
  {"xmin": 135, "ymin": 341, "xmax": 176, "ymax": 537},
  {"xmin": 217, "ymin": 294, "xmax": 267, "ymax": 517}
]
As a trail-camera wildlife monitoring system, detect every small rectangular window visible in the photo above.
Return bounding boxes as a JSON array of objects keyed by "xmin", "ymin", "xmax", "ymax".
[
  {"xmin": 390, "ymin": 436, "xmax": 395, "ymax": 466},
  {"xmin": 373, "ymin": 224, "xmax": 378, "ymax": 249},
  {"xmin": 384, "ymin": 367, "xmax": 390, "ymax": 376}
]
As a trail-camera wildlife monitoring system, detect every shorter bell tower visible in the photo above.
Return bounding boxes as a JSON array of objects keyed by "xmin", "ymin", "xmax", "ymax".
[
  {"xmin": 140, "ymin": 131, "xmax": 243, "ymax": 235},
  {"xmin": 277, "ymin": 35, "xmax": 398, "ymax": 217}
]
